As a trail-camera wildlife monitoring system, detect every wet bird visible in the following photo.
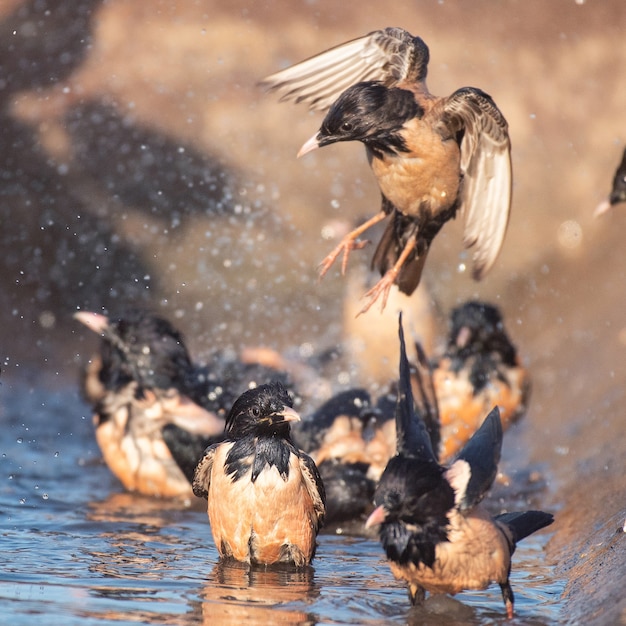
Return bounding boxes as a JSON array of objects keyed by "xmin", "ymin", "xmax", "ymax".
[
  {"xmin": 594, "ymin": 146, "xmax": 626, "ymax": 216},
  {"xmin": 365, "ymin": 315, "xmax": 553, "ymax": 618},
  {"xmin": 432, "ymin": 300, "xmax": 530, "ymax": 463},
  {"xmin": 262, "ymin": 27, "xmax": 512, "ymax": 313},
  {"xmin": 75, "ymin": 310, "xmax": 226, "ymax": 498},
  {"xmin": 293, "ymin": 388, "xmax": 380, "ymax": 525},
  {"xmin": 193, "ymin": 382, "xmax": 326, "ymax": 567}
]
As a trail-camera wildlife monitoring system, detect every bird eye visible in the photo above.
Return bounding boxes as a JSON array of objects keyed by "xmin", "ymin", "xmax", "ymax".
[
  {"xmin": 251, "ymin": 406, "xmax": 261, "ymax": 418},
  {"xmin": 341, "ymin": 122, "xmax": 353, "ymax": 132}
]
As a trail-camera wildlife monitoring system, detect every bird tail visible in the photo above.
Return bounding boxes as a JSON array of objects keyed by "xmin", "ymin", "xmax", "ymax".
[
  {"xmin": 371, "ymin": 211, "xmax": 428, "ymax": 296},
  {"xmin": 495, "ymin": 510, "xmax": 554, "ymax": 547}
]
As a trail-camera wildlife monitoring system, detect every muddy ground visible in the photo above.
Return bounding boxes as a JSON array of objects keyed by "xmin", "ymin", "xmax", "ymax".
[{"xmin": 1, "ymin": 1, "xmax": 625, "ymax": 624}]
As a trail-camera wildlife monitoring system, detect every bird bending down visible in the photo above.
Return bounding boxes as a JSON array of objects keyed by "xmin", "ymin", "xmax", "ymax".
[
  {"xmin": 262, "ymin": 27, "xmax": 512, "ymax": 314},
  {"xmin": 193, "ymin": 382, "xmax": 326, "ymax": 567},
  {"xmin": 74, "ymin": 310, "xmax": 226, "ymax": 498},
  {"xmin": 365, "ymin": 314, "xmax": 553, "ymax": 618}
]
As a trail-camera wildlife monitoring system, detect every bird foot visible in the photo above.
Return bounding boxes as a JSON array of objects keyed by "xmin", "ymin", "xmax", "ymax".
[
  {"xmin": 318, "ymin": 237, "xmax": 370, "ymax": 279},
  {"xmin": 357, "ymin": 269, "xmax": 398, "ymax": 316}
]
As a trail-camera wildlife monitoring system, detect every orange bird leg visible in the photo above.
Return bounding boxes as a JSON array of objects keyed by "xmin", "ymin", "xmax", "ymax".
[
  {"xmin": 358, "ymin": 238, "xmax": 418, "ymax": 316},
  {"xmin": 318, "ymin": 211, "xmax": 387, "ymax": 279}
]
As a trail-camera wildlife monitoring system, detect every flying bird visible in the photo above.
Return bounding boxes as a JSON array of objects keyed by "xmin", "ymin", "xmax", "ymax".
[
  {"xmin": 594, "ymin": 146, "xmax": 626, "ymax": 216},
  {"xmin": 262, "ymin": 27, "xmax": 512, "ymax": 313},
  {"xmin": 74, "ymin": 309, "xmax": 226, "ymax": 498},
  {"xmin": 365, "ymin": 314, "xmax": 553, "ymax": 618},
  {"xmin": 193, "ymin": 382, "xmax": 326, "ymax": 567}
]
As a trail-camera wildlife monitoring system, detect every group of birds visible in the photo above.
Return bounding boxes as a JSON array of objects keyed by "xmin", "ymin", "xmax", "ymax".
[
  {"xmin": 74, "ymin": 27, "xmax": 558, "ymax": 618},
  {"xmin": 75, "ymin": 297, "xmax": 542, "ymax": 616}
]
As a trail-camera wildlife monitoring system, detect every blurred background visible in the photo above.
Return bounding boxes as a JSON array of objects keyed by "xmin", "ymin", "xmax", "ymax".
[{"xmin": 0, "ymin": 1, "xmax": 625, "ymax": 623}]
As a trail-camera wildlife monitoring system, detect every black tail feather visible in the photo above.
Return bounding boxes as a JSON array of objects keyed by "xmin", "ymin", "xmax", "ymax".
[{"xmin": 495, "ymin": 510, "xmax": 554, "ymax": 545}]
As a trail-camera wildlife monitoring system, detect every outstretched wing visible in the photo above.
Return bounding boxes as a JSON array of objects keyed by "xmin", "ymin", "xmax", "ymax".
[
  {"xmin": 445, "ymin": 406, "xmax": 502, "ymax": 511},
  {"xmin": 442, "ymin": 87, "xmax": 512, "ymax": 280},
  {"xmin": 260, "ymin": 27, "xmax": 427, "ymax": 112}
]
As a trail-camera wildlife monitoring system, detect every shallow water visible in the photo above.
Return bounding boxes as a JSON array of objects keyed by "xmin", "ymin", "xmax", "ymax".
[{"xmin": 1, "ymin": 384, "xmax": 561, "ymax": 626}]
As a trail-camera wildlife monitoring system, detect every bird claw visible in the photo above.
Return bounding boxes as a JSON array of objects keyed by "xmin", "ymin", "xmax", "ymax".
[
  {"xmin": 357, "ymin": 269, "xmax": 398, "ymax": 316},
  {"xmin": 318, "ymin": 237, "xmax": 370, "ymax": 279}
]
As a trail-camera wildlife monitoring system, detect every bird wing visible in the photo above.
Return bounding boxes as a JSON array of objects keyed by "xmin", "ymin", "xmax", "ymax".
[
  {"xmin": 445, "ymin": 406, "xmax": 502, "ymax": 511},
  {"xmin": 442, "ymin": 87, "xmax": 512, "ymax": 280},
  {"xmin": 300, "ymin": 452, "xmax": 327, "ymax": 529},
  {"xmin": 260, "ymin": 27, "xmax": 423, "ymax": 112},
  {"xmin": 395, "ymin": 313, "xmax": 438, "ymax": 462},
  {"xmin": 191, "ymin": 443, "xmax": 220, "ymax": 500}
]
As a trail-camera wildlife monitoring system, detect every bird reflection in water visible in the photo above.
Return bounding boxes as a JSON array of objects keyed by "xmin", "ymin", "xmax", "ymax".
[{"xmin": 201, "ymin": 560, "xmax": 318, "ymax": 625}]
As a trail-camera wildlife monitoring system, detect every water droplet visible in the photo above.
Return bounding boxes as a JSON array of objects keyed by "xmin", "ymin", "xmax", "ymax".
[
  {"xmin": 42, "ymin": 494, "xmax": 49, "ymax": 500},
  {"xmin": 16, "ymin": 438, "xmax": 23, "ymax": 444}
]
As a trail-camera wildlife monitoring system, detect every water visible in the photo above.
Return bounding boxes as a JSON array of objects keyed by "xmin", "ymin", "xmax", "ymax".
[{"xmin": 0, "ymin": 383, "xmax": 563, "ymax": 626}]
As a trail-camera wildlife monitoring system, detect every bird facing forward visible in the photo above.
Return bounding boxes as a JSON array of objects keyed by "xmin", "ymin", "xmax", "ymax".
[
  {"xmin": 193, "ymin": 382, "xmax": 326, "ymax": 567},
  {"xmin": 262, "ymin": 27, "xmax": 512, "ymax": 314},
  {"xmin": 432, "ymin": 300, "xmax": 530, "ymax": 463},
  {"xmin": 74, "ymin": 310, "xmax": 226, "ymax": 498},
  {"xmin": 365, "ymin": 315, "xmax": 553, "ymax": 618}
]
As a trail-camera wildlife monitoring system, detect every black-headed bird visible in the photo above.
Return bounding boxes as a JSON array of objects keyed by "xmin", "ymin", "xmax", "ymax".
[
  {"xmin": 365, "ymin": 314, "xmax": 553, "ymax": 618},
  {"xmin": 74, "ymin": 309, "xmax": 225, "ymax": 498},
  {"xmin": 595, "ymin": 146, "xmax": 626, "ymax": 216},
  {"xmin": 262, "ymin": 27, "xmax": 511, "ymax": 313},
  {"xmin": 431, "ymin": 300, "xmax": 530, "ymax": 463},
  {"xmin": 193, "ymin": 382, "xmax": 325, "ymax": 567}
]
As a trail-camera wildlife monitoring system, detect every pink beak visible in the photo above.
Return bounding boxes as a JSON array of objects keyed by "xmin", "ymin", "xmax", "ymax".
[
  {"xmin": 278, "ymin": 406, "xmax": 301, "ymax": 423},
  {"xmin": 365, "ymin": 504, "xmax": 387, "ymax": 529},
  {"xmin": 73, "ymin": 311, "xmax": 110, "ymax": 335},
  {"xmin": 297, "ymin": 132, "xmax": 321, "ymax": 158},
  {"xmin": 593, "ymin": 199, "xmax": 612, "ymax": 218}
]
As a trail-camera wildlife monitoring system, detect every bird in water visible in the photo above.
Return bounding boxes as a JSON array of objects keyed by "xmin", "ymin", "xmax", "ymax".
[
  {"xmin": 431, "ymin": 300, "xmax": 530, "ymax": 463},
  {"xmin": 193, "ymin": 382, "xmax": 325, "ymax": 567},
  {"xmin": 365, "ymin": 314, "xmax": 553, "ymax": 618},
  {"xmin": 594, "ymin": 146, "xmax": 626, "ymax": 216},
  {"xmin": 262, "ymin": 27, "xmax": 512, "ymax": 314},
  {"xmin": 74, "ymin": 309, "xmax": 226, "ymax": 498}
]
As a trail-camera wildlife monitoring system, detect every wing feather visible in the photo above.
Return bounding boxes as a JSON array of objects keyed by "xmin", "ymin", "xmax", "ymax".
[
  {"xmin": 260, "ymin": 28, "xmax": 423, "ymax": 112},
  {"xmin": 442, "ymin": 87, "xmax": 512, "ymax": 279},
  {"xmin": 192, "ymin": 444, "xmax": 219, "ymax": 500},
  {"xmin": 299, "ymin": 453, "xmax": 326, "ymax": 529}
]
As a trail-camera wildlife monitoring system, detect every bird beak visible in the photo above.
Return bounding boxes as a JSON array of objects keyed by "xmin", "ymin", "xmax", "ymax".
[
  {"xmin": 74, "ymin": 311, "xmax": 110, "ymax": 335},
  {"xmin": 276, "ymin": 405, "xmax": 301, "ymax": 423},
  {"xmin": 593, "ymin": 199, "xmax": 612, "ymax": 218},
  {"xmin": 365, "ymin": 504, "xmax": 388, "ymax": 529},
  {"xmin": 297, "ymin": 132, "xmax": 321, "ymax": 158},
  {"xmin": 455, "ymin": 325, "xmax": 472, "ymax": 349}
]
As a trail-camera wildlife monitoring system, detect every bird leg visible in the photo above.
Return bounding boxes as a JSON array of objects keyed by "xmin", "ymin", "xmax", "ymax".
[
  {"xmin": 408, "ymin": 583, "xmax": 426, "ymax": 606},
  {"xmin": 499, "ymin": 580, "xmax": 515, "ymax": 619},
  {"xmin": 358, "ymin": 238, "xmax": 418, "ymax": 315},
  {"xmin": 318, "ymin": 211, "xmax": 387, "ymax": 278}
]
